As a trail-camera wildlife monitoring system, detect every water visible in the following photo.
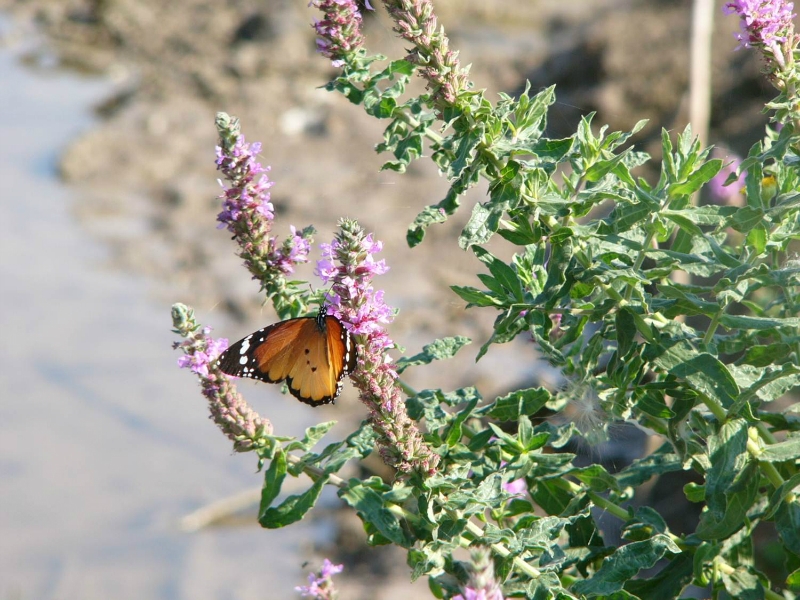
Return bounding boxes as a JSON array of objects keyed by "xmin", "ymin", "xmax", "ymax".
[{"xmin": 0, "ymin": 22, "xmax": 332, "ymax": 600}]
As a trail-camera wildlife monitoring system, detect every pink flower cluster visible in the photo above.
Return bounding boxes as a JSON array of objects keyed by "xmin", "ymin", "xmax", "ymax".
[
  {"xmin": 317, "ymin": 232, "xmax": 393, "ymax": 350},
  {"xmin": 266, "ymin": 225, "xmax": 313, "ymax": 275},
  {"xmin": 453, "ymin": 548, "xmax": 505, "ymax": 600},
  {"xmin": 724, "ymin": 0, "xmax": 796, "ymax": 62},
  {"xmin": 176, "ymin": 327, "xmax": 229, "ymax": 378},
  {"xmin": 296, "ymin": 559, "xmax": 343, "ymax": 599},
  {"xmin": 317, "ymin": 219, "xmax": 439, "ymax": 474},
  {"xmin": 310, "ymin": 0, "xmax": 370, "ymax": 67},
  {"xmin": 172, "ymin": 303, "xmax": 272, "ymax": 452},
  {"xmin": 215, "ymin": 113, "xmax": 314, "ymax": 299},
  {"xmin": 215, "ymin": 137, "xmax": 275, "ymax": 234}
]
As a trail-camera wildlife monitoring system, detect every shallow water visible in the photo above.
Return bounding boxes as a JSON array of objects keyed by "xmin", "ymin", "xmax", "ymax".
[{"xmin": 0, "ymin": 21, "xmax": 340, "ymax": 600}]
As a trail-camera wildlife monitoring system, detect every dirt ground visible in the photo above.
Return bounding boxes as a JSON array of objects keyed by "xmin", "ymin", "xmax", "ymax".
[{"xmin": 0, "ymin": 0, "xmax": 777, "ymax": 593}]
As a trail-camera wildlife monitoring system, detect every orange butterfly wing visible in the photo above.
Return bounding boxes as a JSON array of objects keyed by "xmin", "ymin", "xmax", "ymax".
[{"xmin": 217, "ymin": 313, "xmax": 357, "ymax": 406}]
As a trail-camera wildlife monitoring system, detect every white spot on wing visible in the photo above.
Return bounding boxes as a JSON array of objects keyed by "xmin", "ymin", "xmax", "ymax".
[{"xmin": 239, "ymin": 356, "xmax": 248, "ymax": 365}]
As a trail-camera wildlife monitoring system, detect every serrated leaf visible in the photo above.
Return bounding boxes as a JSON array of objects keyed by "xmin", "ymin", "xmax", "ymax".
[
  {"xmin": 757, "ymin": 433, "xmax": 800, "ymax": 462},
  {"xmin": 395, "ymin": 336, "xmax": 472, "ymax": 374},
  {"xmin": 571, "ymin": 534, "xmax": 680, "ymax": 596},
  {"xmin": 720, "ymin": 565, "xmax": 765, "ymax": 600},
  {"xmin": 296, "ymin": 421, "xmax": 336, "ymax": 451},
  {"xmin": 615, "ymin": 444, "xmax": 682, "ymax": 488},
  {"xmin": 775, "ymin": 499, "xmax": 800, "ymax": 555},
  {"xmin": 624, "ymin": 551, "xmax": 694, "ymax": 600},
  {"xmin": 259, "ymin": 472, "xmax": 328, "ymax": 528},
  {"xmin": 450, "ymin": 285, "xmax": 502, "ymax": 307},
  {"xmin": 486, "ymin": 387, "xmax": 551, "ymax": 421},
  {"xmin": 669, "ymin": 159, "xmax": 722, "ymax": 196},
  {"xmin": 259, "ymin": 449, "xmax": 287, "ymax": 513},
  {"xmin": 407, "ymin": 188, "xmax": 461, "ymax": 247},
  {"xmin": 340, "ymin": 479, "xmax": 412, "ymax": 547},
  {"xmin": 659, "ymin": 348, "xmax": 740, "ymax": 409},
  {"xmin": 459, "ymin": 202, "xmax": 502, "ymax": 249},
  {"xmin": 473, "ymin": 246, "xmax": 525, "ymax": 301},
  {"xmin": 728, "ymin": 205, "xmax": 764, "ymax": 234},
  {"xmin": 445, "ymin": 395, "xmax": 480, "ymax": 447},
  {"xmin": 739, "ymin": 343, "xmax": 792, "ymax": 367}
]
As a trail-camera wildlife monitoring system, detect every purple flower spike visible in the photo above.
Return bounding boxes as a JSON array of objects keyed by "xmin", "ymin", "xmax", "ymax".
[
  {"xmin": 724, "ymin": 0, "xmax": 796, "ymax": 70},
  {"xmin": 309, "ymin": 0, "xmax": 366, "ymax": 67},
  {"xmin": 172, "ymin": 303, "xmax": 272, "ymax": 452},
  {"xmin": 215, "ymin": 113, "xmax": 315, "ymax": 313},
  {"xmin": 453, "ymin": 548, "xmax": 505, "ymax": 600},
  {"xmin": 296, "ymin": 558, "xmax": 343, "ymax": 600},
  {"xmin": 316, "ymin": 219, "xmax": 440, "ymax": 475},
  {"xmin": 382, "ymin": 0, "xmax": 470, "ymax": 112}
]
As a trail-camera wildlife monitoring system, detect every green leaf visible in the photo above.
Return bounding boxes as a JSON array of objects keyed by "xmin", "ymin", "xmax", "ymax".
[
  {"xmin": 395, "ymin": 336, "xmax": 472, "ymax": 374},
  {"xmin": 727, "ymin": 205, "xmax": 764, "ymax": 234},
  {"xmin": 787, "ymin": 567, "xmax": 800, "ymax": 590},
  {"xmin": 486, "ymin": 387, "xmax": 551, "ymax": 421},
  {"xmin": 684, "ymin": 482, "xmax": 706, "ymax": 502},
  {"xmin": 571, "ymin": 534, "xmax": 680, "ymax": 596},
  {"xmin": 585, "ymin": 150, "xmax": 631, "ymax": 183},
  {"xmin": 259, "ymin": 449, "xmax": 287, "ymax": 512},
  {"xmin": 746, "ymin": 224, "xmax": 767, "ymax": 255},
  {"xmin": 459, "ymin": 202, "xmax": 502, "ymax": 249},
  {"xmin": 624, "ymin": 551, "xmax": 694, "ymax": 600},
  {"xmin": 757, "ymin": 432, "xmax": 800, "ymax": 462},
  {"xmin": 407, "ymin": 187, "xmax": 461, "ymax": 247},
  {"xmin": 531, "ymin": 479, "xmax": 573, "ymax": 515},
  {"xmin": 668, "ymin": 159, "xmax": 722, "ymax": 196},
  {"xmin": 340, "ymin": 479, "xmax": 412, "ymax": 547},
  {"xmin": 697, "ymin": 420, "xmax": 758, "ymax": 540},
  {"xmin": 657, "ymin": 346, "xmax": 740, "ymax": 409},
  {"xmin": 739, "ymin": 343, "xmax": 793, "ymax": 367},
  {"xmin": 635, "ymin": 391, "xmax": 675, "ymax": 419},
  {"xmin": 719, "ymin": 314, "xmax": 800, "ymax": 330},
  {"xmin": 449, "ymin": 125, "xmax": 483, "ymax": 179},
  {"xmin": 445, "ymin": 395, "xmax": 480, "ymax": 447},
  {"xmin": 764, "ymin": 472, "xmax": 800, "ymax": 519},
  {"xmin": 259, "ymin": 471, "xmax": 328, "ymax": 528},
  {"xmin": 569, "ymin": 464, "xmax": 621, "ymax": 493},
  {"xmin": 473, "ymin": 246, "xmax": 525, "ymax": 301},
  {"xmin": 775, "ymin": 499, "xmax": 800, "ymax": 555},
  {"xmin": 289, "ymin": 421, "xmax": 336, "ymax": 452},
  {"xmin": 450, "ymin": 285, "xmax": 502, "ymax": 307},
  {"xmin": 497, "ymin": 216, "xmax": 541, "ymax": 245},
  {"xmin": 720, "ymin": 566, "xmax": 765, "ymax": 600},
  {"xmin": 615, "ymin": 307, "xmax": 637, "ymax": 358},
  {"xmin": 314, "ymin": 422, "xmax": 376, "ymax": 473},
  {"xmin": 615, "ymin": 444, "xmax": 682, "ymax": 488}
]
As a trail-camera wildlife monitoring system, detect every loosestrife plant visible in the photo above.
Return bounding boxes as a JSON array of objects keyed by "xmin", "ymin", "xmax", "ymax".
[{"xmin": 173, "ymin": 1, "xmax": 800, "ymax": 598}]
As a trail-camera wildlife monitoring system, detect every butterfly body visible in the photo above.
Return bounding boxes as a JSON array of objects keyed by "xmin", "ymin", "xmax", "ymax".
[{"xmin": 217, "ymin": 310, "xmax": 357, "ymax": 406}]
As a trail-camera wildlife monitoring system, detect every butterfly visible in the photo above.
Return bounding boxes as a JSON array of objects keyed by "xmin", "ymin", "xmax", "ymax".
[{"xmin": 216, "ymin": 308, "xmax": 357, "ymax": 406}]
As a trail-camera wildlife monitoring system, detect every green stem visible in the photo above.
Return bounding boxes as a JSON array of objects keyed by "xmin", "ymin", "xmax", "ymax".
[
  {"xmin": 587, "ymin": 491, "xmax": 631, "ymax": 521},
  {"xmin": 699, "ymin": 392, "xmax": 728, "ymax": 423},
  {"xmin": 461, "ymin": 519, "xmax": 542, "ymax": 579},
  {"xmin": 746, "ymin": 436, "xmax": 786, "ymax": 489}
]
